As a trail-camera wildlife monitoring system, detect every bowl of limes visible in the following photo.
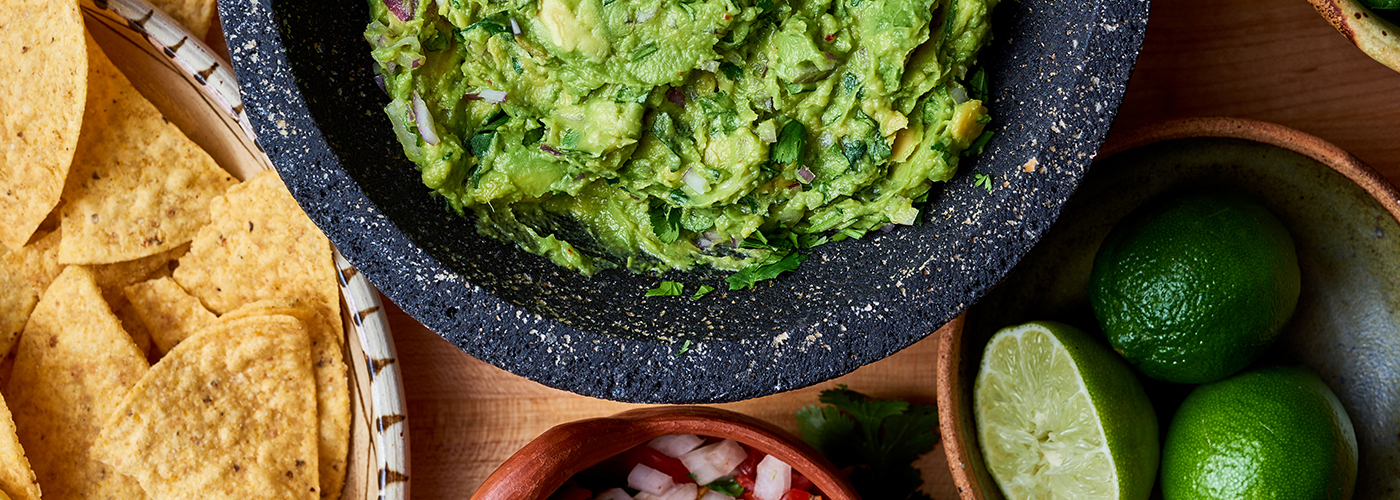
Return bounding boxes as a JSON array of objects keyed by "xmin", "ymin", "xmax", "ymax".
[
  {"xmin": 936, "ymin": 117, "xmax": 1400, "ymax": 500},
  {"xmin": 1308, "ymin": 0, "xmax": 1400, "ymax": 73}
]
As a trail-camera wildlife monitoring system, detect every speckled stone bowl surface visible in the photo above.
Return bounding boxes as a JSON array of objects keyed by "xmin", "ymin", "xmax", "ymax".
[
  {"xmin": 219, "ymin": 0, "xmax": 1150, "ymax": 403},
  {"xmin": 940, "ymin": 118, "xmax": 1400, "ymax": 499}
]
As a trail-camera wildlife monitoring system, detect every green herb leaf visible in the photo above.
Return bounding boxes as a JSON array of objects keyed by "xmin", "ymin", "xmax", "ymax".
[
  {"xmin": 974, "ymin": 173, "xmax": 993, "ymax": 192},
  {"xmin": 646, "ymin": 281, "xmax": 684, "ymax": 297},
  {"xmin": 773, "ymin": 120, "xmax": 807, "ymax": 166},
  {"xmin": 726, "ymin": 251, "xmax": 807, "ymax": 290},
  {"xmin": 649, "ymin": 200, "xmax": 683, "ymax": 244},
  {"xmin": 706, "ymin": 478, "xmax": 745, "ymax": 496},
  {"xmin": 561, "ymin": 129, "xmax": 581, "ymax": 148},
  {"xmin": 968, "ymin": 66, "xmax": 989, "ymax": 101},
  {"xmin": 797, "ymin": 386, "xmax": 939, "ymax": 500},
  {"xmin": 842, "ymin": 137, "xmax": 867, "ymax": 167},
  {"xmin": 673, "ymin": 339, "xmax": 692, "ymax": 356},
  {"xmin": 719, "ymin": 62, "xmax": 744, "ymax": 81},
  {"xmin": 691, "ymin": 285, "xmax": 715, "ymax": 300},
  {"xmin": 967, "ymin": 130, "xmax": 995, "ymax": 156},
  {"xmin": 470, "ymin": 132, "xmax": 495, "ymax": 158},
  {"xmin": 632, "ymin": 42, "xmax": 659, "ymax": 61}
]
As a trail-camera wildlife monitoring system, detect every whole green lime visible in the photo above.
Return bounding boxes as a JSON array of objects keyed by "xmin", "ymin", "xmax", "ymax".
[
  {"xmin": 1161, "ymin": 366, "xmax": 1357, "ymax": 500},
  {"xmin": 1088, "ymin": 193, "xmax": 1300, "ymax": 384}
]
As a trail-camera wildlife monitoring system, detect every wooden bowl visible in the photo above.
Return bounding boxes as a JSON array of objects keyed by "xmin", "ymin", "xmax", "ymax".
[
  {"xmin": 80, "ymin": 1, "xmax": 410, "ymax": 498},
  {"xmin": 937, "ymin": 117, "xmax": 1400, "ymax": 499},
  {"xmin": 1308, "ymin": 0, "xmax": 1400, "ymax": 72},
  {"xmin": 470, "ymin": 406, "xmax": 861, "ymax": 500}
]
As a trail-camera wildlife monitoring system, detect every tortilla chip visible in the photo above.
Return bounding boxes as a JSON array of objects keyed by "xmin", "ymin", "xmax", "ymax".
[
  {"xmin": 57, "ymin": 34, "xmax": 236, "ymax": 265},
  {"xmin": 124, "ymin": 277, "xmax": 216, "ymax": 355},
  {"xmin": 0, "ymin": 392, "xmax": 40, "ymax": 500},
  {"xmin": 6, "ymin": 266, "xmax": 149, "ymax": 500},
  {"xmin": 148, "ymin": 0, "xmax": 217, "ymax": 39},
  {"xmin": 0, "ymin": 0, "xmax": 88, "ymax": 250},
  {"xmin": 110, "ymin": 294, "xmax": 155, "ymax": 358},
  {"xmin": 0, "ymin": 230, "xmax": 63, "ymax": 356},
  {"xmin": 92, "ymin": 314, "xmax": 319, "ymax": 500},
  {"xmin": 173, "ymin": 170, "xmax": 348, "ymax": 498}
]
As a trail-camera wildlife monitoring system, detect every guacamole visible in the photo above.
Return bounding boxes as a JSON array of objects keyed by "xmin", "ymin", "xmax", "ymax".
[{"xmin": 365, "ymin": 0, "xmax": 995, "ymax": 278}]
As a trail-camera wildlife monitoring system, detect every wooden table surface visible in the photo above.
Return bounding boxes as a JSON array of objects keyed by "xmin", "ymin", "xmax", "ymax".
[{"xmin": 387, "ymin": 0, "xmax": 1400, "ymax": 497}]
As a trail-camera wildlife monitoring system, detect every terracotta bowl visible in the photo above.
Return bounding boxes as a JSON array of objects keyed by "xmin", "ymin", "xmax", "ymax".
[
  {"xmin": 937, "ymin": 117, "xmax": 1400, "ymax": 499},
  {"xmin": 470, "ymin": 406, "xmax": 861, "ymax": 500},
  {"xmin": 81, "ymin": 1, "xmax": 409, "ymax": 498},
  {"xmin": 1309, "ymin": 0, "xmax": 1400, "ymax": 72}
]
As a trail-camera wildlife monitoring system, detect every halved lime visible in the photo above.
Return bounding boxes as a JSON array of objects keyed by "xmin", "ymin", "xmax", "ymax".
[{"xmin": 974, "ymin": 321, "xmax": 1159, "ymax": 500}]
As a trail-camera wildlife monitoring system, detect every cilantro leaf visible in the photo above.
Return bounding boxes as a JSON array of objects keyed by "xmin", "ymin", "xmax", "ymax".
[
  {"xmin": 645, "ymin": 281, "xmax": 684, "ymax": 297},
  {"xmin": 719, "ymin": 62, "xmax": 744, "ymax": 81},
  {"xmin": 649, "ymin": 199, "xmax": 682, "ymax": 243},
  {"xmin": 673, "ymin": 339, "xmax": 692, "ymax": 357},
  {"xmin": 773, "ymin": 120, "xmax": 807, "ymax": 166},
  {"xmin": 725, "ymin": 251, "xmax": 807, "ymax": 290},
  {"xmin": 691, "ymin": 285, "xmax": 715, "ymax": 300},
  {"xmin": 797, "ymin": 386, "xmax": 940, "ymax": 500},
  {"xmin": 974, "ymin": 173, "xmax": 993, "ymax": 192}
]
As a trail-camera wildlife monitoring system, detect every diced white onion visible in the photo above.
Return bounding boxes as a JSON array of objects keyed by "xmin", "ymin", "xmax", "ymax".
[
  {"xmin": 679, "ymin": 439, "xmax": 747, "ymax": 485},
  {"xmin": 411, "ymin": 93, "xmax": 440, "ymax": 145},
  {"xmin": 753, "ymin": 455, "xmax": 792, "ymax": 500},
  {"xmin": 627, "ymin": 464, "xmax": 675, "ymax": 495},
  {"xmin": 682, "ymin": 168, "xmax": 710, "ymax": 194},
  {"xmin": 818, "ymin": 132, "xmax": 835, "ymax": 148},
  {"xmin": 648, "ymin": 434, "xmax": 705, "ymax": 458},
  {"xmin": 756, "ymin": 120, "xmax": 777, "ymax": 143},
  {"xmin": 595, "ymin": 488, "xmax": 635, "ymax": 500},
  {"xmin": 480, "ymin": 89, "xmax": 508, "ymax": 104},
  {"xmin": 636, "ymin": 7, "xmax": 658, "ymax": 22},
  {"xmin": 700, "ymin": 490, "xmax": 736, "ymax": 500},
  {"xmin": 700, "ymin": 60, "xmax": 720, "ymax": 73},
  {"xmin": 510, "ymin": 17, "xmax": 522, "ymax": 35},
  {"xmin": 659, "ymin": 483, "xmax": 698, "ymax": 500},
  {"xmin": 950, "ymin": 83, "xmax": 969, "ymax": 105}
]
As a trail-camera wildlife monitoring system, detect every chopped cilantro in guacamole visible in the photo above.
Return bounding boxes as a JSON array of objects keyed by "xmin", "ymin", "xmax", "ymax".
[{"xmin": 365, "ymin": 0, "xmax": 996, "ymax": 278}]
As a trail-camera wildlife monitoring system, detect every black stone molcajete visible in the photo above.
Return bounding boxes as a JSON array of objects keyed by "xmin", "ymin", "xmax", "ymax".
[{"xmin": 219, "ymin": 0, "xmax": 1150, "ymax": 403}]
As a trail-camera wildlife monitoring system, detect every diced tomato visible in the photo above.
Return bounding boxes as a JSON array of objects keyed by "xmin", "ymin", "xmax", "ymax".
[
  {"xmin": 734, "ymin": 445, "xmax": 766, "ymax": 478},
  {"xmin": 780, "ymin": 489, "xmax": 812, "ymax": 500},
  {"xmin": 790, "ymin": 469, "xmax": 813, "ymax": 491},
  {"xmin": 736, "ymin": 474, "xmax": 756, "ymax": 491},
  {"xmin": 549, "ymin": 485, "xmax": 593, "ymax": 500},
  {"xmin": 620, "ymin": 445, "xmax": 695, "ymax": 484}
]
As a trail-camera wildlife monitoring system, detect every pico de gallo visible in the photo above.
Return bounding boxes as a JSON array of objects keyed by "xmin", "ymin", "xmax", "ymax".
[{"xmin": 550, "ymin": 434, "xmax": 827, "ymax": 500}]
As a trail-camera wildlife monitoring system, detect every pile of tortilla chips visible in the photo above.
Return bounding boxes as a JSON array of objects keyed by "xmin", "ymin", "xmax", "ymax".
[{"xmin": 0, "ymin": 1, "xmax": 350, "ymax": 499}]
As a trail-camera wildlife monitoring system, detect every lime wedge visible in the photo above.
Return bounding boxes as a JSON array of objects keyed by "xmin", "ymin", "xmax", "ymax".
[{"xmin": 973, "ymin": 321, "xmax": 1158, "ymax": 500}]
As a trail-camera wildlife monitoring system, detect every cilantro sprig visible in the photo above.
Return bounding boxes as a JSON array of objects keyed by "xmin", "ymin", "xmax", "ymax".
[{"xmin": 797, "ymin": 386, "xmax": 940, "ymax": 500}]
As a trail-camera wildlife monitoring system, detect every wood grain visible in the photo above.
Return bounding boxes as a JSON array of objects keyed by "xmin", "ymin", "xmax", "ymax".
[{"xmin": 391, "ymin": 0, "xmax": 1400, "ymax": 498}]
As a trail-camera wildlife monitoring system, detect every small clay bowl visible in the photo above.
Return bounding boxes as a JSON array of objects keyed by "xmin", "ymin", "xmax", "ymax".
[
  {"xmin": 937, "ymin": 117, "xmax": 1400, "ymax": 499},
  {"xmin": 470, "ymin": 406, "xmax": 861, "ymax": 500},
  {"xmin": 1308, "ymin": 0, "xmax": 1400, "ymax": 72}
]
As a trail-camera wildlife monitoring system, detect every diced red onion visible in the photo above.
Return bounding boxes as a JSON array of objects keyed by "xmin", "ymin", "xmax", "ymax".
[
  {"xmin": 510, "ymin": 18, "xmax": 522, "ymax": 35},
  {"xmin": 541, "ymin": 144, "xmax": 564, "ymax": 156},
  {"xmin": 881, "ymin": 223, "xmax": 896, "ymax": 232},
  {"xmin": 679, "ymin": 439, "xmax": 747, "ymax": 485},
  {"xmin": 667, "ymin": 87, "xmax": 686, "ymax": 107},
  {"xmin": 756, "ymin": 121, "xmax": 777, "ymax": 143},
  {"xmin": 409, "ymin": 56, "xmax": 424, "ymax": 69},
  {"xmin": 374, "ymin": 75, "xmax": 387, "ymax": 94},
  {"xmin": 648, "ymin": 434, "xmax": 704, "ymax": 458},
  {"xmin": 796, "ymin": 167, "xmax": 815, "ymax": 184},
  {"xmin": 753, "ymin": 455, "xmax": 792, "ymax": 500},
  {"xmin": 385, "ymin": 0, "xmax": 415, "ymax": 22},
  {"xmin": 700, "ymin": 490, "xmax": 736, "ymax": 500},
  {"xmin": 411, "ymin": 93, "xmax": 440, "ymax": 145},
  {"xmin": 659, "ymin": 483, "xmax": 698, "ymax": 500},
  {"xmin": 824, "ymin": 51, "xmax": 835, "ymax": 61},
  {"xmin": 464, "ymin": 93, "xmax": 483, "ymax": 101},
  {"xmin": 386, "ymin": 61, "xmax": 398, "ymax": 74},
  {"xmin": 480, "ymin": 89, "xmax": 508, "ymax": 104},
  {"xmin": 682, "ymin": 168, "xmax": 709, "ymax": 194},
  {"xmin": 628, "ymin": 464, "xmax": 675, "ymax": 495},
  {"xmin": 595, "ymin": 488, "xmax": 635, "ymax": 500},
  {"xmin": 696, "ymin": 230, "xmax": 719, "ymax": 250}
]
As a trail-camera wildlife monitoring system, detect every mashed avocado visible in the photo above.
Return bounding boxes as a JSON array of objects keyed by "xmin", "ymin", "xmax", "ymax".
[{"xmin": 365, "ymin": 0, "xmax": 995, "ymax": 278}]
